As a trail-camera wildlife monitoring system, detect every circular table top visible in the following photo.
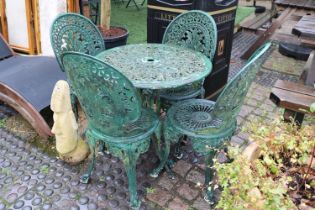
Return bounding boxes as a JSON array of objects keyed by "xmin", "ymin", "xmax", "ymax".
[{"xmin": 96, "ymin": 44, "xmax": 212, "ymax": 90}]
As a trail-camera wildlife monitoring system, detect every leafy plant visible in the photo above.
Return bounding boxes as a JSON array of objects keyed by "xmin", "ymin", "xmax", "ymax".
[
  {"xmin": 146, "ymin": 187, "xmax": 156, "ymax": 194},
  {"xmin": 214, "ymin": 118, "xmax": 315, "ymax": 209},
  {"xmin": 0, "ymin": 118, "xmax": 6, "ymax": 128}
]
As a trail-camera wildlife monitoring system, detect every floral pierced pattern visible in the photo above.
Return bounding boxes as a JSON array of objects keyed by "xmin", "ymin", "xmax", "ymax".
[
  {"xmin": 162, "ymin": 10, "xmax": 217, "ymax": 61},
  {"xmin": 161, "ymin": 10, "xmax": 217, "ymax": 101},
  {"xmin": 62, "ymin": 52, "xmax": 145, "ymax": 136},
  {"xmin": 96, "ymin": 44, "xmax": 212, "ymax": 89},
  {"xmin": 50, "ymin": 13, "xmax": 105, "ymax": 70},
  {"xmin": 212, "ymin": 53, "xmax": 266, "ymax": 121},
  {"xmin": 169, "ymin": 99, "xmax": 222, "ymax": 133}
]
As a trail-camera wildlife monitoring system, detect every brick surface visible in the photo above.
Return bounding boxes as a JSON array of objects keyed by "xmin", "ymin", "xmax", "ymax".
[
  {"xmin": 186, "ymin": 169, "xmax": 204, "ymax": 185},
  {"xmin": 146, "ymin": 187, "xmax": 173, "ymax": 207},
  {"xmin": 192, "ymin": 196, "xmax": 211, "ymax": 210},
  {"xmin": 177, "ymin": 183, "xmax": 199, "ymax": 201},
  {"xmin": 231, "ymin": 135, "xmax": 246, "ymax": 147},
  {"xmin": 168, "ymin": 197, "xmax": 189, "ymax": 210},
  {"xmin": 245, "ymin": 98, "xmax": 260, "ymax": 107},
  {"xmin": 157, "ymin": 173, "xmax": 178, "ymax": 191},
  {"xmin": 239, "ymin": 105, "xmax": 255, "ymax": 118},
  {"xmin": 173, "ymin": 160, "xmax": 192, "ymax": 177}
]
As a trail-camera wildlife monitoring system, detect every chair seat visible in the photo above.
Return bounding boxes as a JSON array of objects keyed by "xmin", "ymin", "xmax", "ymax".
[
  {"xmin": 160, "ymin": 86, "xmax": 204, "ymax": 102},
  {"xmin": 89, "ymin": 108, "xmax": 159, "ymax": 143},
  {"xmin": 167, "ymin": 99, "xmax": 236, "ymax": 138}
]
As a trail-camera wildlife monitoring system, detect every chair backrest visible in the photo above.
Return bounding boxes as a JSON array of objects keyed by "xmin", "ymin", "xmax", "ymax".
[
  {"xmin": 212, "ymin": 42, "xmax": 271, "ymax": 121},
  {"xmin": 62, "ymin": 52, "xmax": 142, "ymax": 135},
  {"xmin": 162, "ymin": 10, "xmax": 217, "ymax": 61},
  {"xmin": 50, "ymin": 13, "xmax": 105, "ymax": 71}
]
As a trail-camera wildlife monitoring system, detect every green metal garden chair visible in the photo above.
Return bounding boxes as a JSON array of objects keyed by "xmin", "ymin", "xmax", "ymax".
[
  {"xmin": 62, "ymin": 52, "xmax": 159, "ymax": 209},
  {"xmin": 161, "ymin": 42, "xmax": 271, "ymax": 202},
  {"xmin": 50, "ymin": 12, "xmax": 105, "ymax": 117},
  {"xmin": 160, "ymin": 10, "xmax": 217, "ymax": 105},
  {"xmin": 50, "ymin": 13, "xmax": 105, "ymax": 70}
]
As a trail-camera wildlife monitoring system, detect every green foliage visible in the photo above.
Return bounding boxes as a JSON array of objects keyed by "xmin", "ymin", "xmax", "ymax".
[
  {"xmin": 235, "ymin": 6, "xmax": 255, "ymax": 26},
  {"xmin": 214, "ymin": 119, "xmax": 315, "ymax": 210},
  {"xmin": 0, "ymin": 118, "xmax": 6, "ymax": 128},
  {"xmin": 40, "ymin": 165, "xmax": 49, "ymax": 174},
  {"xmin": 146, "ymin": 187, "xmax": 156, "ymax": 194}
]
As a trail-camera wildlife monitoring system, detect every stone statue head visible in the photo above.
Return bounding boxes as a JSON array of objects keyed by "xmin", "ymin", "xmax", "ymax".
[{"xmin": 51, "ymin": 80, "xmax": 78, "ymax": 154}]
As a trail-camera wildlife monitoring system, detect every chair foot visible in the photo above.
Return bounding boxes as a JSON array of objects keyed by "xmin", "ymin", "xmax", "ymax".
[
  {"xmin": 130, "ymin": 199, "xmax": 141, "ymax": 210},
  {"xmin": 204, "ymin": 189, "xmax": 215, "ymax": 205},
  {"xmin": 166, "ymin": 159, "xmax": 175, "ymax": 168},
  {"xmin": 80, "ymin": 174, "xmax": 90, "ymax": 184},
  {"xmin": 174, "ymin": 150, "xmax": 183, "ymax": 159},
  {"xmin": 174, "ymin": 140, "xmax": 183, "ymax": 159},
  {"xmin": 149, "ymin": 168, "xmax": 161, "ymax": 178},
  {"xmin": 165, "ymin": 165, "xmax": 175, "ymax": 180}
]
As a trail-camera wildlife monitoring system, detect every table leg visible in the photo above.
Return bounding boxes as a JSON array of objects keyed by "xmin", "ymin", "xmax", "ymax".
[{"xmin": 142, "ymin": 90, "xmax": 174, "ymax": 178}]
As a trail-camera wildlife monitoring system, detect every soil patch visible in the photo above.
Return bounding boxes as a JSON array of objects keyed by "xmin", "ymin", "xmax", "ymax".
[{"xmin": 98, "ymin": 26, "xmax": 127, "ymax": 38}]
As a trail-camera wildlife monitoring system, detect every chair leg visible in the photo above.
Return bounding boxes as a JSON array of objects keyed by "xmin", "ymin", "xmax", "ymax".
[
  {"xmin": 150, "ymin": 137, "xmax": 170, "ymax": 178},
  {"xmin": 204, "ymin": 150, "xmax": 216, "ymax": 203},
  {"xmin": 122, "ymin": 150, "xmax": 141, "ymax": 209},
  {"xmin": 80, "ymin": 133, "xmax": 97, "ymax": 184},
  {"xmin": 200, "ymin": 87, "xmax": 205, "ymax": 99}
]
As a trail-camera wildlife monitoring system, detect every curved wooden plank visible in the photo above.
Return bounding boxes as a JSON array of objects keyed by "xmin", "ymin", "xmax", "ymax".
[{"xmin": 0, "ymin": 82, "xmax": 52, "ymax": 139}]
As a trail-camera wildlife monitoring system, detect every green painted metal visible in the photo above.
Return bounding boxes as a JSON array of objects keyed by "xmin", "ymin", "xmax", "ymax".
[
  {"xmin": 50, "ymin": 13, "xmax": 105, "ymax": 71},
  {"xmin": 96, "ymin": 43, "xmax": 212, "ymax": 90},
  {"xmin": 157, "ymin": 42, "xmax": 271, "ymax": 201},
  {"xmin": 61, "ymin": 52, "xmax": 159, "ymax": 209},
  {"xmin": 50, "ymin": 13, "xmax": 105, "ymax": 117},
  {"xmin": 160, "ymin": 10, "xmax": 217, "ymax": 103}
]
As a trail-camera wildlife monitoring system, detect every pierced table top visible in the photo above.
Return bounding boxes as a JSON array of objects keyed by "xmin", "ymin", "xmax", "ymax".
[{"xmin": 96, "ymin": 44, "xmax": 212, "ymax": 90}]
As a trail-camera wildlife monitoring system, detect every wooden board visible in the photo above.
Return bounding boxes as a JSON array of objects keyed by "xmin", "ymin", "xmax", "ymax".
[
  {"xmin": 270, "ymin": 80, "xmax": 315, "ymax": 114},
  {"xmin": 241, "ymin": 11, "xmax": 271, "ymax": 31},
  {"xmin": 301, "ymin": 50, "xmax": 315, "ymax": 86},
  {"xmin": 273, "ymin": 80, "xmax": 315, "ymax": 97},
  {"xmin": 305, "ymin": 0, "xmax": 315, "ymax": 9},
  {"xmin": 241, "ymin": 8, "xmax": 294, "ymax": 59},
  {"xmin": 271, "ymin": 32, "xmax": 301, "ymax": 45},
  {"xmin": 276, "ymin": 0, "xmax": 315, "ymax": 9},
  {"xmin": 292, "ymin": 15, "xmax": 315, "ymax": 38}
]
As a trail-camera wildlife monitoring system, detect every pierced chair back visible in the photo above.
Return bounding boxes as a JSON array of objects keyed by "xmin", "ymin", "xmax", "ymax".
[
  {"xmin": 50, "ymin": 13, "xmax": 105, "ymax": 71},
  {"xmin": 162, "ymin": 10, "xmax": 217, "ymax": 61},
  {"xmin": 62, "ymin": 52, "xmax": 142, "ymax": 135},
  {"xmin": 212, "ymin": 43, "xmax": 271, "ymax": 123}
]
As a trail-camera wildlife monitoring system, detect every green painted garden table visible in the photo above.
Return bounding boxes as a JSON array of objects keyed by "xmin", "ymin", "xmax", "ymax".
[{"xmin": 96, "ymin": 43, "xmax": 212, "ymax": 176}]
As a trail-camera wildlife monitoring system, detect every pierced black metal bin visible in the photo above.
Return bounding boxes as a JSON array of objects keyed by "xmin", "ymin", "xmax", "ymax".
[{"xmin": 147, "ymin": 0, "xmax": 239, "ymax": 98}]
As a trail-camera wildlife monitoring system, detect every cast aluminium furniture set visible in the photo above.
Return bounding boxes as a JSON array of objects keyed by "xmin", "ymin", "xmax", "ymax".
[{"xmin": 50, "ymin": 11, "xmax": 271, "ymax": 208}]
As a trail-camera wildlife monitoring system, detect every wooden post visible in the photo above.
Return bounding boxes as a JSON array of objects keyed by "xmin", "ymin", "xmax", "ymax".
[
  {"xmin": 0, "ymin": 0, "xmax": 9, "ymax": 41},
  {"xmin": 100, "ymin": 0, "xmax": 110, "ymax": 30}
]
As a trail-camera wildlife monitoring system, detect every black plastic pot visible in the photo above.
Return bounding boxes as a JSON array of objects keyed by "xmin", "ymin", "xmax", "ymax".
[{"xmin": 103, "ymin": 26, "xmax": 129, "ymax": 50}]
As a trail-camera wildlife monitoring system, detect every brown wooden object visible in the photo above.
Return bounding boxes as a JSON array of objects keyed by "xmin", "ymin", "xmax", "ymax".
[
  {"xmin": 0, "ymin": 83, "xmax": 52, "ymax": 138},
  {"xmin": 292, "ymin": 15, "xmax": 315, "ymax": 38},
  {"xmin": 241, "ymin": 11, "xmax": 271, "ymax": 31},
  {"xmin": 270, "ymin": 79, "xmax": 315, "ymax": 125},
  {"xmin": 276, "ymin": 0, "xmax": 315, "ymax": 10},
  {"xmin": 100, "ymin": 0, "xmax": 110, "ymax": 30},
  {"xmin": 241, "ymin": 8, "xmax": 294, "ymax": 60},
  {"xmin": 300, "ymin": 50, "xmax": 315, "ymax": 86},
  {"xmin": 0, "ymin": 0, "xmax": 8, "ymax": 41}
]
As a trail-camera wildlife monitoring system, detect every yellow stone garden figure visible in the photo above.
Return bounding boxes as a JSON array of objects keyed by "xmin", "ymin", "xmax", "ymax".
[{"xmin": 51, "ymin": 80, "xmax": 89, "ymax": 164}]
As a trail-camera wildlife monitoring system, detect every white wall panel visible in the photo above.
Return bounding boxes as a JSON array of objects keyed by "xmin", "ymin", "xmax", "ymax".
[
  {"xmin": 39, "ymin": 0, "xmax": 67, "ymax": 55},
  {"xmin": 6, "ymin": 0, "xmax": 29, "ymax": 48}
]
